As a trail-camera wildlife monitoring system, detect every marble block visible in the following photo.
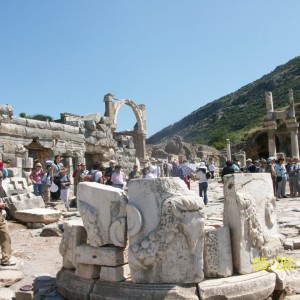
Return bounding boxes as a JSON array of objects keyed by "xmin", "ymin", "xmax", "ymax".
[
  {"xmin": 1, "ymin": 177, "xmax": 30, "ymax": 197},
  {"xmin": 223, "ymin": 173, "xmax": 282, "ymax": 274},
  {"xmin": 100, "ymin": 264, "xmax": 131, "ymax": 282},
  {"xmin": 59, "ymin": 220, "xmax": 87, "ymax": 269},
  {"xmin": 77, "ymin": 182, "xmax": 128, "ymax": 247},
  {"xmin": 127, "ymin": 177, "xmax": 205, "ymax": 284},
  {"xmin": 204, "ymin": 226, "xmax": 233, "ymax": 278},
  {"xmin": 14, "ymin": 208, "xmax": 61, "ymax": 224},
  {"xmin": 75, "ymin": 263, "xmax": 101, "ymax": 279},
  {"xmin": 76, "ymin": 244, "xmax": 128, "ymax": 266}
]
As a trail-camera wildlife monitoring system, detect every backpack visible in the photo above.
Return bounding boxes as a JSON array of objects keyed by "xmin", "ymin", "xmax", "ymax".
[
  {"xmin": 84, "ymin": 170, "xmax": 98, "ymax": 182},
  {"xmin": 206, "ymin": 172, "xmax": 211, "ymax": 179}
]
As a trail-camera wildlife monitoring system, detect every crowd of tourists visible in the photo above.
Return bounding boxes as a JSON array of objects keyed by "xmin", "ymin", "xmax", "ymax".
[{"xmin": 221, "ymin": 156, "xmax": 300, "ymax": 199}]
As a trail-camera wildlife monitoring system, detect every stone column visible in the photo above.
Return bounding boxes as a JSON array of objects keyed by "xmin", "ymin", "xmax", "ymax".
[
  {"xmin": 267, "ymin": 130, "xmax": 277, "ymax": 158},
  {"xmin": 136, "ymin": 132, "xmax": 146, "ymax": 161},
  {"xmin": 286, "ymin": 119, "xmax": 299, "ymax": 159},
  {"xmin": 226, "ymin": 139, "xmax": 231, "ymax": 161}
]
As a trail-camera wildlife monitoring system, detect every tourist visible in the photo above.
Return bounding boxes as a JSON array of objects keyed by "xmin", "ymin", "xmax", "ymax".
[
  {"xmin": 142, "ymin": 167, "xmax": 154, "ymax": 178},
  {"xmin": 257, "ymin": 159, "xmax": 267, "ymax": 172},
  {"xmin": 91, "ymin": 161, "xmax": 104, "ymax": 183},
  {"xmin": 286, "ymin": 157, "xmax": 300, "ymax": 197},
  {"xmin": 244, "ymin": 158, "xmax": 256, "ymax": 173},
  {"xmin": 0, "ymin": 170, "xmax": 16, "ymax": 266},
  {"xmin": 149, "ymin": 158, "xmax": 160, "ymax": 178},
  {"xmin": 59, "ymin": 167, "xmax": 71, "ymax": 211},
  {"xmin": 208, "ymin": 161, "xmax": 215, "ymax": 179},
  {"xmin": 105, "ymin": 160, "xmax": 115, "ymax": 185},
  {"xmin": 128, "ymin": 165, "xmax": 141, "ymax": 181},
  {"xmin": 197, "ymin": 162, "xmax": 210, "ymax": 205},
  {"xmin": 42, "ymin": 164, "xmax": 52, "ymax": 203},
  {"xmin": 266, "ymin": 157, "xmax": 277, "ymax": 196},
  {"xmin": 274, "ymin": 158, "xmax": 288, "ymax": 199},
  {"xmin": 111, "ymin": 165, "xmax": 126, "ymax": 189},
  {"xmin": 0, "ymin": 162, "xmax": 8, "ymax": 180},
  {"xmin": 254, "ymin": 160, "xmax": 261, "ymax": 172},
  {"xmin": 50, "ymin": 155, "xmax": 64, "ymax": 200},
  {"xmin": 72, "ymin": 162, "xmax": 81, "ymax": 197},
  {"xmin": 78, "ymin": 163, "xmax": 89, "ymax": 183},
  {"xmin": 232, "ymin": 159, "xmax": 241, "ymax": 173},
  {"xmin": 29, "ymin": 162, "xmax": 45, "ymax": 196},
  {"xmin": 221, "ymin": 161, "xmax": 235, "ymax": 182}
]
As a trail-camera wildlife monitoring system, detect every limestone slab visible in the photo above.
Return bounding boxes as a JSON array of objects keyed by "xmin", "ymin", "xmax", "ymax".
[
  {"xmin": 76, "ymin": 244, "xmax": 128, "ymax": 266},
  {"xmin": 127, "ymin": 177, "xmax": 205, "ymax": 284},
  {"xmin": 204, "ymin": 226, "xmax": 233, "ymax": 278},
  {"xmin": 14, "ymin": 208, "xmax": 61, "ymax": 224},
  {"xmin": 75, "ymin": 263, "xmax": 101, "ymax": 279},
  {"xmin": 91, "ymin": 280, "xmax": 199, "ymax": 300},
  {"xmin": 77, "ymin": 182, "xmax": 128, "ymax": 247},
  {"xmin": 56, "ymin": 269, "xmax": 95, "ymax": 300},
  {"xmin": 59, "ymin": 220, "xmax": 87, "ymax": 269},
  {"xmin": 0, "ymin": 270, "xmax": 23, "ymax": 286},
  {"xmin": 100, "ymin": 264, "xmax": 131, "ymax": 282},
  {"xmin": 6, "ymin": 192, "xmax": 45, "ymax": 218},
  {"xmin": 1, "ymin": 177, "xmax": 30, "ymax": 197},
  {"xmin": 198, "ymin": 271, "xmax": 276, "ymax": 300},
  {"xmin": 223, "ymin": 173, "xmax": 282, "ymax": 274}
]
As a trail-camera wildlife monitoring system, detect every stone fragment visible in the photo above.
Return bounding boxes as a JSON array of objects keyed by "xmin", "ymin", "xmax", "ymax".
[
  {"xmin": 284, "ymin": 240, "xmax": 294, "ymax": 250},
  {"xmin": 75, "ymin": 263, "xmax": 100, "ymax": 279},
  {"xmin": 40, "ymin": 225, "xmax": 62, "ymax": 237},
  {"xmin": 127, "ymin": 178, "xmax": 205, "ymax": 284},
  {"xmin": 223, "ymin": 173, "xmax": 282, "ymax": 274},
  {"xmin": 27, "ymin": 222, "xmax": 45, "ymax": 229},
  {"xmin": 59, "ymin": 220, "xmax": 87, "ymax": 269},
  {"xmin": 56, "ymin": 269, "xmax": 95, "ymax": 300},
  {"xmin": 268, "ymin": 260, "xmax": 287, "ymax": 290},
  {"xmin": 198, "ymin": 271, "xmax": 276, "ymax": 300},
  {"xmin": 15, "ymin": 290, "xmax": 33, "ymax": 300},
  {"xmin": 14, "ymin": 208, "xmax": 61, "ymax": 224},
  {"xmin": 91, "ymin": 280, "xmax": 199, "ymax": 300},
  {"xmin": 0, "ymin": 270, "xmax": 23, "ymax": 286},
  {"xmin": 5, "ymin": 192, "xmax": 45, "ymax": 218},
  {"xmin": 0, "ymin": 287, "xmax": 15, "ymax": 300},
  {"xmin": 100, "ymin": 264, "xmax": 131, "ymax": 282},
  {"xmin": 1, "ymin": 177, "xmax": 30, "ymax": 197},
  {"xmin": 77, "ymin": 182, "xmax": 128, "ymax": 247},
  {"xmin": 204, "ymin": 226, "xmax": 233, "ymax": 278},
  {"xmin": 76, "ymin": 244, "xmax": 128, "ymax": 266}
]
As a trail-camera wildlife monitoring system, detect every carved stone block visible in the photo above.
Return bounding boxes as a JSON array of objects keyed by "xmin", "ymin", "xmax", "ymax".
[
  {"xmin": 127, "ymin": 178, "xmax": 205, "ymax": 284},
  {"xmin": 100, "ymin": 264, "xmax": 131, "ymax": 282},
  {"xmin": 59, "ymin": 219, "xmax": 87, "ymax": 269},
  {"xmin": 204, "ymin": 226, "xmax": 233, "ymax": 278},
  {"xmin": 75, "ymin": 263, "xmax": 101, "ymax": 279},
  {"xmin": 223, "ymin": 173, "xmax": 282, "ymax": 274},
  {"xmin": 76, "ymin": 244, "xmax": 128, "ymax": 266},
  {"xmin": 77, "ymin": 182, "xmax": 128, "ymax": 247}
]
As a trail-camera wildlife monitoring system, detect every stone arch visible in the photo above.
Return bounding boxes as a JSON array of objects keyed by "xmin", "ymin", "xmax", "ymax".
[{"xmin": 113, "ymin": 99, "xmax": 144, "ymax": 133}]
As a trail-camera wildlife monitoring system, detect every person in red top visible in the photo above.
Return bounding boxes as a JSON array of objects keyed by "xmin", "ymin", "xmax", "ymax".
[{"xmin": 29, "ymin": 162, "xmax": 45, "ymax": 196}]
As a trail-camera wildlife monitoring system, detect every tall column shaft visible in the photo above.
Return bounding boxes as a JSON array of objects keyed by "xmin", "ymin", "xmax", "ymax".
[
  {"xmin": 267, "ymin": 130, "xmax": 276, "ymax": 157},
  {"xmin": 226, "ymin": 139, "xmax": 231, "ymax": 161},
  {"xmin": 290, "ymin": 129, "xmax": 299, "ymax": 158}
]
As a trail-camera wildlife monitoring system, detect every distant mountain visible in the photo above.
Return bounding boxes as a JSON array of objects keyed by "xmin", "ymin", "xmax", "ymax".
[{"xmin": 147, "ymin": 56, "xmax": 300, "ymax": 149}]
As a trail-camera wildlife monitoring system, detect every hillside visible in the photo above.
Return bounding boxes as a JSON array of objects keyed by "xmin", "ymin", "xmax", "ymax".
[{"xmin": 147, "ymin": 56, "xmax": 300, "ymax": 149}]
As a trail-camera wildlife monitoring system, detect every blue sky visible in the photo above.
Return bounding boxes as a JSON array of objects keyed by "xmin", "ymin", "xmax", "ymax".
[{"xmin": 1, "ymin": 1, "xmax": 300, "ymax": 138}]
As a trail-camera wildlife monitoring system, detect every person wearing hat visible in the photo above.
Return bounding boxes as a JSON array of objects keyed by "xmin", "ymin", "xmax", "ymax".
[
  {"xmin": 196, "ymin": 162, "xmax": 211, "ymax": 205},
  {"xmin": 29, "ymin": 162, "xmax": 45, "ymax": 196},
  {"xmin": 257, "ymin": 159, "xmax": 267, "ymax": 173},
  {"xmin": 105, "ymin": 160, "xmax": 116, "ymax": 186},
  {"xmin": 0, "ymin": 170, "xmax": 16, "ymax": 266},
  {"xmin": 221, "ymin": 161, "xmax": 235, "ymax": 181},
  {"xmin": 42, "ymin": 164, "xmax": 52, "ymax": 203},
  {"xmin": 50, "ymin": 155, "xmax": 64, "ymax": 200},
  {"xmin": 111, "ymin": 165, "xmax": 126, "ymax": 189},
  {"xmin": 286, "ymin": 157, "xmax": 300, "ymax": 197},
  {"xmin": 149, "ymin": 158, "xmax": 160, "ymax": 178},
  {"xmin": 243, "ymin": 158, "xmax": 256, "ymax": 173}
]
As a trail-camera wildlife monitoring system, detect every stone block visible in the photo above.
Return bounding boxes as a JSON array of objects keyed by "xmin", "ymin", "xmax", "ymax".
[
  {"xmin": 1, "ymin": 177, "xmax": 30, "ymax": 197},
  {"xmin": 76, "ymin": 244, "xmax": 128, "ymax": 266},
  {"xmin": 223, "ymin": 173, "xmax": 282, "ymax": 274},
  {"xmin": 268, "ymin": 261, "xmax": 286, "ymax": 290},
  {"xmin": 15, "ymin": 157, "xmax": 23, "ymax": 168},
  {"xmin": 15, "ymin": 290, "xmax": 33, "ymax": 300},
  {"xmin": 127, "ymin": 178, "xmax": 205, "ymax": 284},
  {"xmin": 14, "ymin": 208, "xmax": 61, "ymax": 224},
  {"xmin": 0, "ymin": 270, "xmax": 23, "ymax": 286},
  {"xmin": 6, "ymin": 192, "xmax": 45, "ymax": 218},
  {"xmin": 100, "ymin": 264, "xmax": 131, "ymax": 282},
  {"xmin": 75, "ymin": 263, "xmax": 101, "ymax": 279},
  {"xmin": 91, "ymin": 280, "xmax": 199, "ymax": 300},
  {"xmin": 56, "ymin": 269, "xmax": 95, "ymax": 300},
  {"xmin": 204, "ymin": 226, "xmax": 233, "ymax": 278},
  {"xmin": 77, "ymin": 182, "xmax": 128, "ymax": 247},
  {"xmin": 59, "ymin": 220, "xmax": 87, "ymax": 269},
  {"xmin": 198, "ymin": 271, "xmax": 276, "ymax": 300},
  {"xmin": 0, "ymin": 287, "xmax": 15, "ymax": 300},
  {"xmin": 7, "ymin": 168, "xmax": 22, "ymax": 177},
  {"xmin": 22, "ymin": 157, "xmax": 33, "ymax": 168}
]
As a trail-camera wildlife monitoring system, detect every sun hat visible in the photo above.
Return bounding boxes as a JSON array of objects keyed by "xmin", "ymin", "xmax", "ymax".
[
  {"xmin": 246, "ymin": 158, "xmax": 252, "ymax": 162},
  {"xmin": 198, "ymin": 162, "xmax": 207, "ymax": 170},
  {"xmin": 267, "ymin": 157, "xmax": 275, "ymax": 163},
  {"xmin": 150, "ymin": 157, "xmax": 156, "ymax": 162}
]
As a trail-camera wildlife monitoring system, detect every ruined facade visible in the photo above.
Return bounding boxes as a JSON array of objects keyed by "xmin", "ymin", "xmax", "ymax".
[{"xmin": 0, "ymin": 94, "xmax": 146, "ymax": 173}]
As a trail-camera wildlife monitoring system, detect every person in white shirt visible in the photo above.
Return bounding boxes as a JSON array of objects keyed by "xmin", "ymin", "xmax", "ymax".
[
  {"xmin": 111, "ymin": 165, "xmax": 126, "ymax": 189},
  {"xmin": 208, "ymin": 162, "xmax": 215, "ymax": 179},
  {"xmin": 149, "ymin": 158, "xmax": 160, "ymax": 178}
]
